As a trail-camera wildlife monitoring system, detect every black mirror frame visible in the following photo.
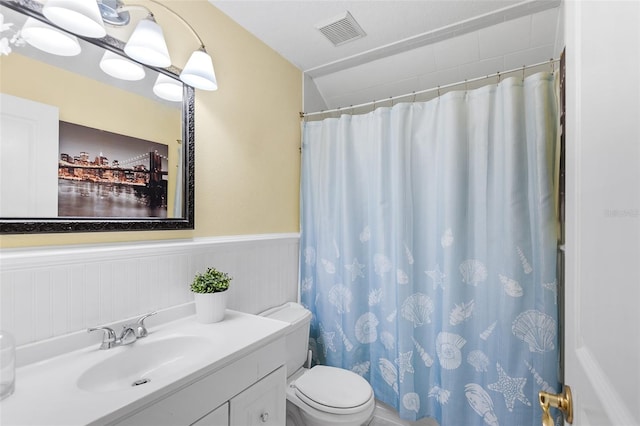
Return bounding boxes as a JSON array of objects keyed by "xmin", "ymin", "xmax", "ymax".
[{"xmin": 0, "ymin": 0, "xmax": 195, "ymax": 234}]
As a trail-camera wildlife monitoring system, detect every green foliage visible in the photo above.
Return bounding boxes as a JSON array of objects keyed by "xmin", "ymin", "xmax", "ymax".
[{"xmin": 190, "ymin": 267, "xmax": 232, "ymax": 293}]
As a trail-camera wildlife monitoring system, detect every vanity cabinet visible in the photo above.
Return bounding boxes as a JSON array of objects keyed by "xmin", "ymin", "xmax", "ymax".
[
  {"xmin": 192, "ymin": 367, "xmax": 286, "ymax": 426},
  {"xmin": 229, "ymin": 366, "xmax": 285, "ymax": 425},
  {"xmin": 112, "ymin": 338, "xmax": 285, "ymax": 426}
]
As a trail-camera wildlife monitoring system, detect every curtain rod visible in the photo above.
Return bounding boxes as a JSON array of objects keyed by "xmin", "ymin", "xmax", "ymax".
[{"xmin": 300, "ymin": 58, "xmax": 560, "ymax": 118}]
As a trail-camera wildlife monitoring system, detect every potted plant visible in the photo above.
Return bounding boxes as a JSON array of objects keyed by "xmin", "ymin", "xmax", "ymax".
[{"xmin": 190, "ymin": 267, "xmax": 232, "ymax": 323}]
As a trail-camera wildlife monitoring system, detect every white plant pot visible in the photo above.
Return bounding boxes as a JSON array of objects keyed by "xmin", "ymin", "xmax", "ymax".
[{"xmin": 193, "ymin": 291, "xmax": 228, "ymax": 323}]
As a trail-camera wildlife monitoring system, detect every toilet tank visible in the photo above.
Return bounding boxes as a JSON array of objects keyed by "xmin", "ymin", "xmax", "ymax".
[{"xmin": 260, "ymin": 302, "xmax": 312, "ymax": 377}]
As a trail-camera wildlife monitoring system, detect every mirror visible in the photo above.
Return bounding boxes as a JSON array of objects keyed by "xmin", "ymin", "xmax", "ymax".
[{"xmin": 0, "ymin": 0, "xmax": 194, "ymax": 233}]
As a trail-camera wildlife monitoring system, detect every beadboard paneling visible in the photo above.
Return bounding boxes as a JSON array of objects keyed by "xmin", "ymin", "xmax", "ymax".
[{"xmin": 0, "ymin": 234, "xmax": 299, "ymax": 347}]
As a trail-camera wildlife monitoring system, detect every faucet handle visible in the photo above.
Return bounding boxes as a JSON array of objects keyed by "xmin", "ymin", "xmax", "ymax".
[
  {"xmin": 88, "ymin": 326, "xmax": 117, "ymax": 350},
  {"xmin": 134, "ymin": 311, "xmax": 157, "ymax": 338}
]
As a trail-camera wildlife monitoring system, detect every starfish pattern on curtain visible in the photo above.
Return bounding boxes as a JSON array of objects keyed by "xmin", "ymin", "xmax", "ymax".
[{"xmin": 300, "ymin": 72, "xmax": 561, "ymax": 425}]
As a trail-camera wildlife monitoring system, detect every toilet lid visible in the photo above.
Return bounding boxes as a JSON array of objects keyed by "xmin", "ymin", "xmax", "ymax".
[{"xmin": 294, "ymin": 366, "xmax": 373, "ymax": 413}]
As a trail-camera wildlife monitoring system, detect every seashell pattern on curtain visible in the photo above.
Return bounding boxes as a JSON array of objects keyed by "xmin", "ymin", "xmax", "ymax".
[{"xmin": 299, "ymin": 72, "xmax": 561, "ymax": 425}]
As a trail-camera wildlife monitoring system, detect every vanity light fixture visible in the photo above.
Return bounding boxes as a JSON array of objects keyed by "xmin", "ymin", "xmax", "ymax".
[
  {"xmin": 99, "ymin": 50, "xmax": 145, "ymax": 81},
  {"xmin": 153, "ymin": 73, "xmax": 183, "ymax": 102},
  {"xmin": 38, "ymin": 0, "xmax": 218, "ymax": 91},
  {"xmin": 21, "ymin": 17, "xmax": 82, "ymax": 56},
  {"xmin": 123, "ymin": 15, "xmax": 170, "ymax": 68},
  {"xmin": 180, "ymin": 48, "xmax": 217, "ymax": 91},
  {"xmin": 42, "ymin": 0, "xmax": 106, "ymax": 38}
]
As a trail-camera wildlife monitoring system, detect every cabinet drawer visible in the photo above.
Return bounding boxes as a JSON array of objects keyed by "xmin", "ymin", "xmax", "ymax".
[
  {"xmin": 192, "ymin": 403, "xmax": 229, "ymax": 426},
  {"xmin": 229, "ymin": 366, "xmax": 285, "ymax": 426}
]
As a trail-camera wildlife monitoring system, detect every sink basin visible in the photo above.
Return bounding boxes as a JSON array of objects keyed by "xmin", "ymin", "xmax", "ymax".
[
  {"xmin": 2, "ymin": 310, "xmax": 291, "ymax": 426},
  {"xmin": 77, "ymin": 335, "xmax": 215, "ymax": 392}
]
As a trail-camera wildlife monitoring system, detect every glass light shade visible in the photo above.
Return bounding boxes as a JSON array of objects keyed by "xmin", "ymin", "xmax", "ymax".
[
  {"xmin": 180, "ymin": 50, "xmax": 218, "ymax": 91},
  {"xmin": 42, "ymin": 0, "xmax": 106, "ymax": 38},
  {"xmin": 99, "ymin": 50, "xmax": 145, "ymax": 81},
  {"xmin": 153, "ymin": 74, "xmax": 183, "ymax": 102},
  {"xmin": 21, "ymin": 17, "xmax": 81, "ymax": 56},
  {"xmin": 124, "ymin": 19, "xmax": 171, "ymax": 68}
]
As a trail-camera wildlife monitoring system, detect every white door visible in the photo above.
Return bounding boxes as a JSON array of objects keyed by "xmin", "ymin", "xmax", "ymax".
[
  {"xmin": 562, "ymin": 1, "xmax": 640, "ymax": 425},
  {"xmin": 0, "ymin": 93, "xmax": 59, "ymax": 217}
]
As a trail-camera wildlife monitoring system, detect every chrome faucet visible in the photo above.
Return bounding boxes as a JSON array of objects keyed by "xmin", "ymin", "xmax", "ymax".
[
  {"xmin": 132, "ymin": 311, "xmax": 156, "ymax": 338},
  {"xmin": 87, "ymin": 311, "xmax": 157, "ymax": 350},
  {"xmin": 87, "ymin": 326, "xmax": 118, "ymax": 350}
]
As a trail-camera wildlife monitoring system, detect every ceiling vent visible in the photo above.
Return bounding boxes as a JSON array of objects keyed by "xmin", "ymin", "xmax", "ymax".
[{"xmin": 316, "ymin": 11, "xmax": 366, "ymax": 47}]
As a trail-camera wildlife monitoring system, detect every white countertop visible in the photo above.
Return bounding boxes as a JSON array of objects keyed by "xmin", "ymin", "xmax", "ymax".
[{"xmin": 0, "ymin": 310, "xmax": 288, "ymax": 426}]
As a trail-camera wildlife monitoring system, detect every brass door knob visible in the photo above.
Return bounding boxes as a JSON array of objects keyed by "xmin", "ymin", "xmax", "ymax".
[{"xmin": 539, "ymin": 385, "xmax": 573, "ymax": 426}]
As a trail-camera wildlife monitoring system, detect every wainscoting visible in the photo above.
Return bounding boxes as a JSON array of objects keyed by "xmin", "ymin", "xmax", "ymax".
[{"xmin": 0, "ymin": 234, "xmax": 299, "ymax": 348}]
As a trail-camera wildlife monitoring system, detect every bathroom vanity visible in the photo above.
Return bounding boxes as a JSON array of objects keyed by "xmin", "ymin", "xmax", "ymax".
[{"xmin": 0, "ymin": 310, "xmax": 288, "ymax": 426}]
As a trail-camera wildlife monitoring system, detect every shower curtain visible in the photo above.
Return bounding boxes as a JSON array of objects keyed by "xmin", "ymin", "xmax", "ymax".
[{"xmin": 299, "ymin": 72, "xmax": 560, "ymax": 425}]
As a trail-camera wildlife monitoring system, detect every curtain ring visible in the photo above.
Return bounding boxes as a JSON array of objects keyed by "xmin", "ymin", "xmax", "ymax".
[
  {"xmin": 412, "ymin": 91, "xmax": 416, "ymax": 103},
  {"xmin": 522, "ymin": 65, "xmax": 526, "ymax": 81},
  {"xmin": 373, "ymin": 99, "xmax": 376, "ymax": 112},
  {"xmin": 497, "ymin": 72, "xmax": 501, "ymax": 83},
  {"xmin": 350, "ymin": 105, "xmax": 354, "ymax": 115},
  {"xmin": 465, "ymin": 80, "xmax": 468, "ymax": 91},
  {"xmin": 437, "ymin": 86, "xmax": 440, "ymax": 97},
  {"xmin": 390, "ymin": 96, "xmax": 394, "ymax": 107}
]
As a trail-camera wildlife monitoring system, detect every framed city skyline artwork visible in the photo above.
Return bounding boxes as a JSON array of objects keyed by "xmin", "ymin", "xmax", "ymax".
[{"xmin": 58, "ymin": 121, "xmax": 169, "ymax": 218}]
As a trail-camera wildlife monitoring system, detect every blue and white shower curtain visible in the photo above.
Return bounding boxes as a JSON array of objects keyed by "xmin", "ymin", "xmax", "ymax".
[{"xmin": 299, "ymin": 72, "xmax": 560, "ymax": 425}]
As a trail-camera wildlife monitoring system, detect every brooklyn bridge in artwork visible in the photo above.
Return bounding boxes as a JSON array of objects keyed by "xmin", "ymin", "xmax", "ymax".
[{"xmin": 57, "ymin": 121, "xmax": 169, "ymax": 218}]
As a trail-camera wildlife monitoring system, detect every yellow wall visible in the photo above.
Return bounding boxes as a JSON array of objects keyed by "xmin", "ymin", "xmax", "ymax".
[
  {"xmin": 0, "ymin": 1, "xmax": 302, "ymax": 247},
  {"xmin": 0, "ymin": 55, "xmax": 181, "ymax": 144}
]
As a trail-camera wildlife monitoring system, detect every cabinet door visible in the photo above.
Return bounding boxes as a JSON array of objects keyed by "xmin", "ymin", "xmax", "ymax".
[
  {"xmin": 192, "ymin": 402, "xmax": 229, "ymax": 426},
  {"xmin": 229, "ymin": 367, "xmax": 285, "ymax": 426}
]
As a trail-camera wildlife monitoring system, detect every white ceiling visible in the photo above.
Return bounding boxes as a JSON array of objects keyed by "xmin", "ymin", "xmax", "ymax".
[{"xmin": 210, "ymin": 0, "xmax": 562, "ymax": 112}]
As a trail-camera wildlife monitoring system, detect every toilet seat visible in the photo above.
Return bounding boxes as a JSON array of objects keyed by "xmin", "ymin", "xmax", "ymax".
[{"xmin": 293, "ymin": 366, "xmax": 374, "ymax": 415}]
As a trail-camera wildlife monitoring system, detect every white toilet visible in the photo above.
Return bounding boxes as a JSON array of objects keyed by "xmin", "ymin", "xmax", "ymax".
[{"xmin": 261, "ymin": 302, "xmax": 375, "ymax": 426}]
